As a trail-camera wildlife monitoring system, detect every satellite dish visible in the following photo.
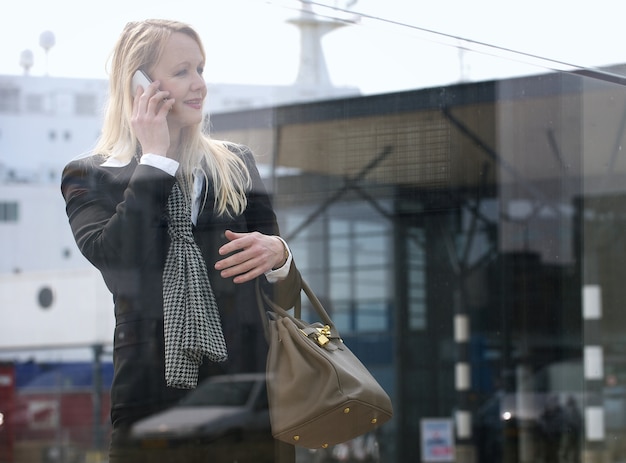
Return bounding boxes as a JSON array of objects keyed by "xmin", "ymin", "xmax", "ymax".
[
  {"xmin": 39, "ymin": 31, "xmax": 56, "ymax": 51},
  {"xmin": 39, "ymin": 30, "xmax": 56, "ymax": 75},
  {"xmin": 20, "ymin": 49, "xmax": 34, "ymax": 75}
]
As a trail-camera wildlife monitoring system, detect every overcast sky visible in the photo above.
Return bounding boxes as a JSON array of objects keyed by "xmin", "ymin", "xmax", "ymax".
[{"xmin": 1, "ymin": 0, "xmax": 625, "ymax": 94}]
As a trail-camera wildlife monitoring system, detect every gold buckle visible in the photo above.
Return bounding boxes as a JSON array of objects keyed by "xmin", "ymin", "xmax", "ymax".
[
  {"xmin": 300, "ymin": 325, "xmax": 332, "ymax": 347},
  {"xmin": 315, "ymin": 325, "xmax": 331, "ymax": 346}
]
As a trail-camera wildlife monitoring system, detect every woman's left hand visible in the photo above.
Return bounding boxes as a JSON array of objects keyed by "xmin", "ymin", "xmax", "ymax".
[{"xmin": 215, "ymin": 230, "xmax": 287, "ymax": 284}]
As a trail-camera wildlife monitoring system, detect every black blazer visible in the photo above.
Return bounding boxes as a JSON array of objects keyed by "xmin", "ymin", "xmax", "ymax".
[{"xmin": 61, "ymin": 147, "xmax": 301, "ymax": 414}]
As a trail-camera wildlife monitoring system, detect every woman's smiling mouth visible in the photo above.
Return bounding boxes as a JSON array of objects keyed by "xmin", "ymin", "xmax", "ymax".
[{"xmin": 184, "ymin": 99, "xmax": 203, "ymax": 109}]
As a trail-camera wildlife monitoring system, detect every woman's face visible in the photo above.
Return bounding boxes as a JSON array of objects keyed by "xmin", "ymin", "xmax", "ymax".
[{"xmin": 149, "ymin": 32, "xmax": 207, "ymax": 132}]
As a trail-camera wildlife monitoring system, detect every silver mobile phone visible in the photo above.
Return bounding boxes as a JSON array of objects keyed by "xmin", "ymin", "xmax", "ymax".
[{"xmin": 132, "ymin": 70, "xmax": 152, "ymax": 93}]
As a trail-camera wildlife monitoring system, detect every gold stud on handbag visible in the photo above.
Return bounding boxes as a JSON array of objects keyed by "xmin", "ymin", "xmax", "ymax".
[{"xmin": 256, "ymin": 279, "xmax": 393, "ymax": 449}]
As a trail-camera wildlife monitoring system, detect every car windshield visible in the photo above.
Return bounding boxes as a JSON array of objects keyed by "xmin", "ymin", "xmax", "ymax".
[{"xmin": 179, "ymin": 380, "xmax": 256, "ymax": 407}]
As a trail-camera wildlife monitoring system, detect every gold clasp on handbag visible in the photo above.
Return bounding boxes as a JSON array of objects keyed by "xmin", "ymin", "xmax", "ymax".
[
  {"xmin": 314, "ymin": 325, "xmax": 331, "ymax": 347},
  {"xmin": 300, "ymin": 324, "xmax": 333, "ymax": 347}
]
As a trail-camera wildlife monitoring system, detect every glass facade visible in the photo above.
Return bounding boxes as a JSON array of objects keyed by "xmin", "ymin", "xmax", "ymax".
[
  {"xmin": 211, "ymin": 71, "xmax": 626, "ymax": 462},
  {"xmin": 2, "ymin": 7, "xmax": 626, "ymax": 463}
]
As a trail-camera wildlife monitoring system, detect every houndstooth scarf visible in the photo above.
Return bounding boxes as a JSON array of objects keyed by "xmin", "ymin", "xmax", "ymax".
[{"xmin": 163, "ymin": 182, "xmax": 228, "ymax": 389}]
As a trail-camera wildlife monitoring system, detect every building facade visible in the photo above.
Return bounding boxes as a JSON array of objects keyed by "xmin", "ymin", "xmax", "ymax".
[{"xmin": 208, "ymin": 70, "xmax": 626, "ymax": 462}]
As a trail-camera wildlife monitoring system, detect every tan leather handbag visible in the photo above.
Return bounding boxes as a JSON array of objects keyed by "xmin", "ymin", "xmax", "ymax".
[{"xmin": 256, "ymin": 279, "xmax": 393, "ymax": 449}]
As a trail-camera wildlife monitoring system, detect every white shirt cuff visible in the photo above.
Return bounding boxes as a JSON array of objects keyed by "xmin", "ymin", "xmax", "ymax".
[
  {"xmin": 140, "ymin": 153, "xmax": 179, "ymax": 177},
  {"xmin": 264, "ymin": 236, "xmax": 292, "ymax": 283}
]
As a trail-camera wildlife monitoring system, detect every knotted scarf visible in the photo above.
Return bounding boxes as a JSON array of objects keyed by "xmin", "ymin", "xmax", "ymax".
[{"xmin": 162, "ymin": 182, "xmax": 228, "ymax": 389}]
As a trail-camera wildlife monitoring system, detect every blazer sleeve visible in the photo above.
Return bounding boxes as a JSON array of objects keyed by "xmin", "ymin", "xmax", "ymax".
[
  {"xmin": 60, "ymin": 157, "xmax": 176, "ymax": 275},
  {"xmin": 238, "ymin": 146, "xmax": 302, "ymax": 308}
]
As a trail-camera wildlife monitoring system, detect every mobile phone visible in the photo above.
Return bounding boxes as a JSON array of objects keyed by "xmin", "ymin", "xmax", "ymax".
[{"xmin": 132, "ymin": 69, "xmax": 152, "ymax": 94}]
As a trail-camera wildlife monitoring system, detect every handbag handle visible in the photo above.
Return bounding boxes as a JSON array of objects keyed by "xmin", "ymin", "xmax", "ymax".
[{"xmin": 256, "ymin": 278, "xmax": 341, "ymax": 342}]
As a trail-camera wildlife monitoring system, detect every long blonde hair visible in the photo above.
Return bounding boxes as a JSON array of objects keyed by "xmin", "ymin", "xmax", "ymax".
[{"xmin": 94, "ymin": 19, "xmax": 250, "ymax": 216}]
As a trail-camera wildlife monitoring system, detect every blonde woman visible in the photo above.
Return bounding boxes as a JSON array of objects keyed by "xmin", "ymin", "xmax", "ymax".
[{"xmin": 61, "ymin": 19, "xmax": 300, "ymax": 463}]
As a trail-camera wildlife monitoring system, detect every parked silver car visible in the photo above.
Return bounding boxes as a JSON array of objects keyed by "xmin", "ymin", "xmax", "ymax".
[
  {"xmin": 131, "ymin": 373, "xmax": 273, "ymax": 462},
  {"xmin": 131, "ymin": 372, "xmax": 381, "ymax": 463}
]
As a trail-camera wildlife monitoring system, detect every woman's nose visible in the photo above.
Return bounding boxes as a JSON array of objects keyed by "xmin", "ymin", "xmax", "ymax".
[{"xmin": 192, "ymin": 73, "xmax": 206, "ymax": 91}]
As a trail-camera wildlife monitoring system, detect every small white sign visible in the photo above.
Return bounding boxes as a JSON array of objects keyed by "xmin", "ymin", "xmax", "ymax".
[
  {"xmin": 0, "ymin": 374, "xmax": 13, "ymax": 386},
  {"xmin": 421, "ymin": 418, "xmax": 455, "ymax": 462}
]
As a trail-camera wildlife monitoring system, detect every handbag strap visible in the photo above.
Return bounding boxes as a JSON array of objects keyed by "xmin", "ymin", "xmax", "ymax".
[{"xmin": 255, "ymin": 278, "xmax": 341, "ymax": 342}]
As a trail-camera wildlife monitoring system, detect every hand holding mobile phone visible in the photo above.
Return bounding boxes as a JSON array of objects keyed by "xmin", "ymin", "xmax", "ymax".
[
  {"xmin": 132, "ymin": 70, "xmax": 152, "ymax": 94},
  {"xmin": 130, "ymin": 69, "xmax": 172, "ymax": 155}
]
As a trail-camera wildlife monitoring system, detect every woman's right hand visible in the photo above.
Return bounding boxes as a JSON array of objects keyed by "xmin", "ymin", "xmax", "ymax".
[{"xmin": 131, "ymin": 81, "xmax": 175, "ymax": 157}]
